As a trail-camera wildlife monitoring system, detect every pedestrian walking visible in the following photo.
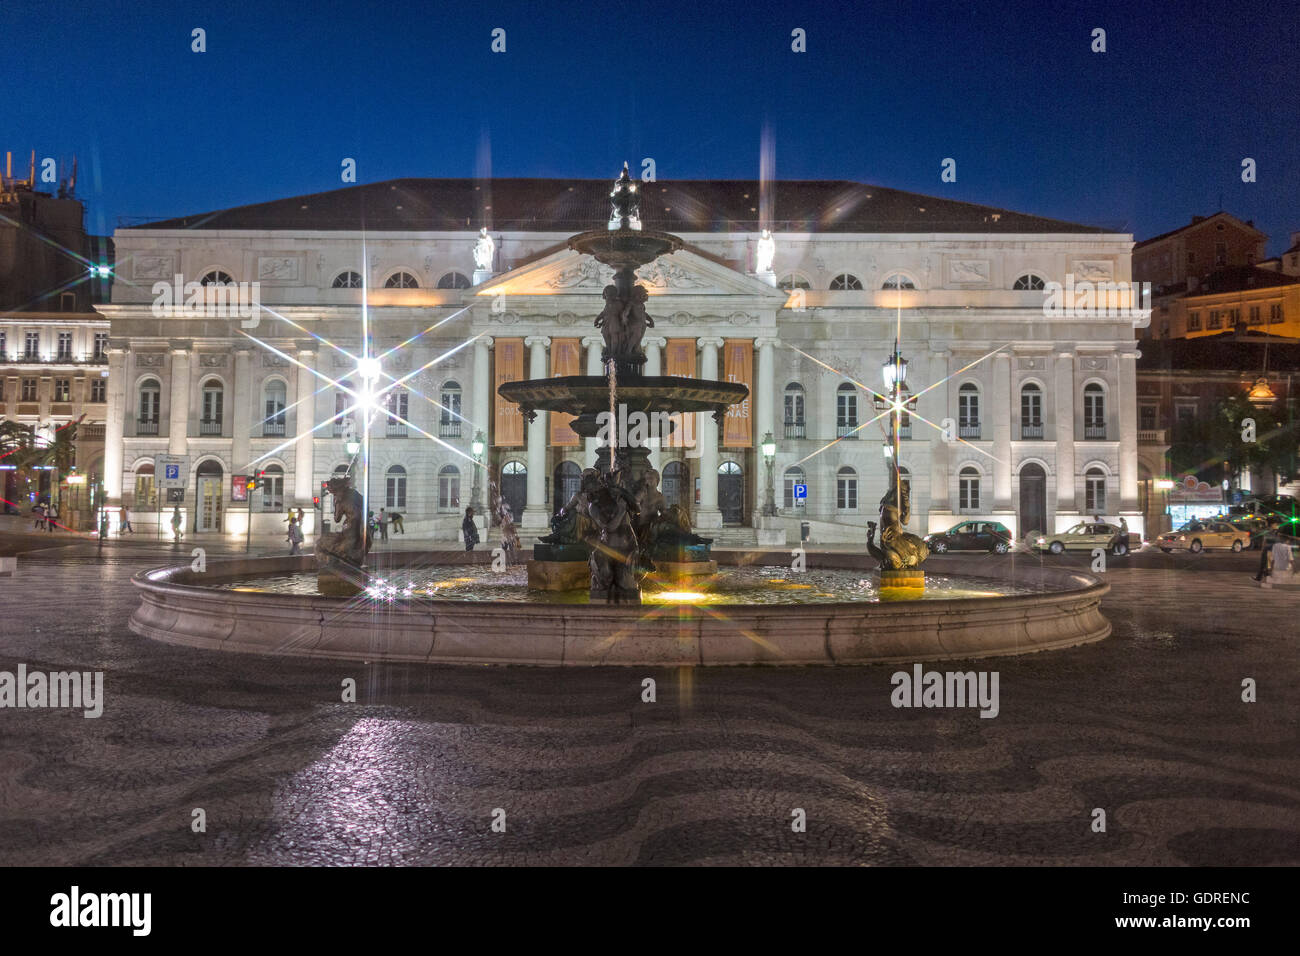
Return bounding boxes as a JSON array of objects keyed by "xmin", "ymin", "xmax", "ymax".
[
  {"xmin": 1119, "ymin": 516, "xmax": 1130, "ymax": 550},
  {"xmin": 32, "ymin": 502, "xmax": 45, "ymax": 530},
  {"xmin": 389, "ymin": 511, "xmax": 404, "ymax": 534},
  {"xmin": 462, "ymin": 507, "xmax": 480, "ymax": 552},
  {"xmin": 296, "ymin": 507, "xmax": 305, "ymax": 527},
  {"xmin": 378, "ymin": 508, "xmax": 390, "ymax": 542},
  {"xmin": 46, "ymin": 501, "xmax": 58, "ymax": 532},
  {"xmin": 171, "ymin": 506, "xmax": 184, "ymax": 542},
  {"xmin": 120, "ymin": 506, "xmax": 134, "ymax": 534},
  {"xmin": 287, "ymin": 515, "xmax": 304, "ymax": 555}
]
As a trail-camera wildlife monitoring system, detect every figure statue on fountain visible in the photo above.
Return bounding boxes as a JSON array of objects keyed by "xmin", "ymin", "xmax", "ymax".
[
  {"xmin": 594, "ymin": 282, "xmax": 655, "ymax": 368},
  {"xmin": 584, "ymin": 469, "xmax": 653, "ymax": 603},
  {"xmin": 314, "ymin": 474, "xmax": 373, "ymax": 594},
  {"xmin": 538, "ymin": 467, "xmax": 600, "ymax": 550},
  {"xmin": 634, "ymin": 468, "xmax": 708, "ymax": 559},
  {"xmin": 866, "ymin": 464, "xmax": 929, "ymax": 570},
  {"xmin": 594, "ymin": 284, "xmax": 626, "ymax": 364}
]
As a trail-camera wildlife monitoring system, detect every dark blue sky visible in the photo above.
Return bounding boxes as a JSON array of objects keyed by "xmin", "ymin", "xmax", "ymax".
[{"xmin": 12, "ymin": 0, "xmax": 1299, "ymax": 252}]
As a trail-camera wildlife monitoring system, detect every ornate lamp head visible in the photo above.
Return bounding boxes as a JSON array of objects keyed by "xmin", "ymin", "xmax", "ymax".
[{"xmin": 608, "ymin": 162, "xmax": 642, "ymax": 232}]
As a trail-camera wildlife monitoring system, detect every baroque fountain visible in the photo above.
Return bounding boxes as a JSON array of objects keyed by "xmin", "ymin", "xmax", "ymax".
[{"xmin": 128, "ymin": 167, "xmax": 1113, "ymax": 666}]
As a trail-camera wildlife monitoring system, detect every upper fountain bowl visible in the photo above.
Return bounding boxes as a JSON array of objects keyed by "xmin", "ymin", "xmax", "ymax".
[{"xmin": 568, "ymin": 229, "xmax": 683, "ymax": 271}]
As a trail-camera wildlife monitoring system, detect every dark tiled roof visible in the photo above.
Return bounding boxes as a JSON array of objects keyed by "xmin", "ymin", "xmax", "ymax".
[
  {"xmin": 1138, "ymin": 332, "xmax": 1300, "ymax": 372},
  {"xmin": 127, "ymin": 178, "xmax": 1110, "ymax": 235},
  {"xmin": 1134, "ymin": 211, "xmax": 1265, "ymax": 248},
  {"xmin": 1183, "ymin": 266, "xmax": 1300, "ymax": 296}
]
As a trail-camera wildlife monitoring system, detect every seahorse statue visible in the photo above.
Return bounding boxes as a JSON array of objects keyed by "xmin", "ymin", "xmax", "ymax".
[{"xmin": 874, "ymin": 466, "xmax": 929, "ymax": 569}]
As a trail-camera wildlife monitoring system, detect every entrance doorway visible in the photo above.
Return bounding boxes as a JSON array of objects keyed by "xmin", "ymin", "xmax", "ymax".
[
  {"xmin": 196, "ymin": 459, "xmax": 224, "ymax": 532},
  {"xmin": 1019, "ymin": 462, "xmax": 1047, "ymax": 538},
  {"xmin": 718, "ymin": 460, "xmax": 744, "ymax": 525},
  {"xmin": 500, "ymin": 460, "xmax": 526, "ymax": 525},
  {"xmin": 662, "ymin": 461, "xmax": 688, "ymax": 514},
  {"xmin": 554, "ymin": 460, "xmax": 581, "ymax": 514}
]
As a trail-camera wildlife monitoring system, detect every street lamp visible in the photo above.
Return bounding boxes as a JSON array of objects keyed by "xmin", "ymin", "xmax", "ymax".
[
  {"xmin": 761, "ymin": 430, "xmax": 777, "ymax": 516},
  {"xmin": 471, "ymin": 429, "xmax": 486, "ymax": 511}
]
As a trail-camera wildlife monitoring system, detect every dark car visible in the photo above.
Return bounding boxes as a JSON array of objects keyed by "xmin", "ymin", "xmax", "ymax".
[{"xmin": 925, "ymin": 520, "xmax": 1013, "ymax": 554}]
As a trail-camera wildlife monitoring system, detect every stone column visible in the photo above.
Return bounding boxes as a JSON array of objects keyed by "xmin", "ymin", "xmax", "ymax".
[
  {"xmin": 293, "ymin": 347, "xmax": 317, "ymax": 506},
  {"xmin": 753, "ymin": 336, "xmax": 779, "ymax": 536},
  {"xmin": 695, "ymin": 337, "xmax": 724, "ymax": 529},
  {"xmin": 1054, "ymin": 351, "xmax": 1076, "ymax": 524},
  {"xmin": 522, "ymin": 336, "xmax": 550, "ymax": 531},
  {"xmin": 991, "ymin": 352, "xmax": 1012, "ymax": 513},
  {"xmin": 582, "ymin": 335, "xmax": 602, "ymax": 464},
  {"xmin": 644, "ymin": 336, "xmax": 665, "ymax": 473},
  {"xmin": 1118, "ymin": 350, "xmax": 1140, "ymax": 522},
  {"xmin": 232, "ymin": 348, "xmax": 252, "ymax": 474},
  {"xmin": 103, "ymin": 349, "xmax": 126, "ymax": 504},
  {"xmin": 472, "ymin": 336, "xmax": 493, "ymax": 446},
  {"xmin": 168, "ymin": 346, "xmax": 190, "ymax": 457},
  {"xmin": 926, "ymin": 349, "xmax": 952, "ymax": 525}
]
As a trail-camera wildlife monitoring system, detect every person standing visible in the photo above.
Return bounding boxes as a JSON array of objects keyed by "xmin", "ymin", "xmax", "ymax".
[
  {"xmin": 1254, "ymin": 516, "xmax": 1282, "ymax": 582},
  {"xmin": 171, "ymin": 506, "xmax": 184, "ymax": 542},
  {"xmin": 32, "ymin": 502, "xmax": 45, "ymax": 531},
  {"xmin": 287, "ymin": 515, "xmax": 303, "ymax": 555},
  {"xmin": 378, "ymin": 508, "xmax": 390, "ymax": 542},
  {"xmin": 462, "ymin": 507, "xmax": 479, "ymax": 552},
  {"xmin": 46, "ymin": 501, "xmax": 58, "ymax": 532},
  {"xmin": 120, "ymin": 506, "xmax": 134, "ymax": 534},
  {"xmin": 1119, "ymin": 516, "xmax": 1130, "ymax": 551}
]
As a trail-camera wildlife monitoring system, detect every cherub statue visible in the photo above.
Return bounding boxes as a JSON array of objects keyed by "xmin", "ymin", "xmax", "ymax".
[
  {"xmin": 539, "ymin": 467, "xmax": 599, "ymax": 546},
  {"xmin": 594, "ymin": 284, "xmax": 625, "ymax": 362},
  {"xmin": 619, "ymin": 285, "xmax": 654, "ymax": 360},
  {"xmin": 585, "ymin": 470, "xmax": 652, "ymax": 601}
]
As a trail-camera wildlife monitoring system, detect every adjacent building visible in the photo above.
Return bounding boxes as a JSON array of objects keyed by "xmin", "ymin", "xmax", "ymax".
[{"xmin": 99, "ymin": 177, "xmax": 1144, "ymax": 542}]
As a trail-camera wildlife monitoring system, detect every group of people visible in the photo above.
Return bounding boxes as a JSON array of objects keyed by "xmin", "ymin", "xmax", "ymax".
[
  {"xmin": 30, "ymin": 501, "xmax": 59, "ymax": 532},
  {"xmin": 365, "ymin": 508, "xmax": 405, "ymax": 542}
]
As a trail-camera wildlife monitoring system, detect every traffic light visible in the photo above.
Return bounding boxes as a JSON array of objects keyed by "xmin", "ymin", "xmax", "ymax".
[
  {"xmin": 312, "ymin": 495, "xmax": 321, "ymax": 508},
  {"xmin": 246, "ymin": 474, "xmax": 258, "ymax": 493}
]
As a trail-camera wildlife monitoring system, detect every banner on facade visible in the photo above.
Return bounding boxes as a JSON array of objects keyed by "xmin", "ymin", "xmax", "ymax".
[
  {"xmin": 493, "ymin": 338, "xmax": 525, "ymax": 447},
  {"xmin": 664, "ymin": 339, "xmax": 697, "ymax": 449},
  {"xmin": 549, "ymin": 337, "xmax": 581, "ymax": 446},
  {"xmin": 722, "ymin": 339, "xmax": 753, "ymax": 447}
]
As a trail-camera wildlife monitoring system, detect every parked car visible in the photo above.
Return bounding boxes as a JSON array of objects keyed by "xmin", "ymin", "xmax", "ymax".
[
  {"xmin": 1155, "ymin": 519, "xmax": 1250, "ymax": 553},
  {"xmin": 1032, "ymin": 522, "xmax": 1130, "ymax": 556},
  {"xmin": 1224, "ymin": 514, "xmax": 1269, "ymax": 549},
  {"xmin": 924, "ymin": 520, "xmax": 1013, "ymax": 554}
]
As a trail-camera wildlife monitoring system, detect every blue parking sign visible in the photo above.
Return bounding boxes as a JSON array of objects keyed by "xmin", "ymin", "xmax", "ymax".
[
  {"xmin": 165, "ymin": 465, "xmax": 180, "ymax": 481},
  {"xmin": 793, "ymin": 483, "xmax": 807, "ymax": 499}
]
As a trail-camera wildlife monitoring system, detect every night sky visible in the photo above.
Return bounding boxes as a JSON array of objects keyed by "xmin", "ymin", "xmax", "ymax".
[{"xmin": 11, "ymin": 0, "xmax": 1299, "ymax": 253}]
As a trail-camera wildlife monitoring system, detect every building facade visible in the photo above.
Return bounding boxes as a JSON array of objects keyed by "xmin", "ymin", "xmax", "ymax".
[{"xmin": 99, "ymin": 178, "xmax": 1143, "ymax": 542}]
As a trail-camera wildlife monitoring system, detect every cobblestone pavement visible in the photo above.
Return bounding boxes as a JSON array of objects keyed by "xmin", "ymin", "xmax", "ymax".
[{"xmin": 0, "ymin": 547, "xmax": 1295, "ymax": 866}]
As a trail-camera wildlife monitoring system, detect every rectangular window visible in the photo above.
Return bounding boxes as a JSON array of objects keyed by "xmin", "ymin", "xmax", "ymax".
[
  {"xmin": 1208, "ymin": 310, "xmax": 1221, "ymax": 329},
  {"xmin": 958, "ymin": 391, "xmax": 980, "ymax": 428},
  {"xmin": 93, "ymin": 332, "xmax": 109, "ymax": 359},
  {"xmin": 836, "ymin": 478, "xmax": 857, "ymax": 510},
  {"xmin": 1086, "ymin": 475, "xmax": 1106, "ymax": 513},
  {"xmin": 134, "ymin": 473, "xmax": 156, "ymax": 509},
  {"xmin": 1188, "ymin": 312, "xmax": 1201, "ymax": 330},
  {"xmin": 1270, "ymin": 304, "xmax": 1284, "ymax": 324},
  {"xmin": 90, "ymin": 378, "xmax": 106, "ymax": 403},
  {"xmin": 386, "ymin": 474, "xmax": 407, "ymax": 509},
  {"xmin": 53, "ymin": 378, "xmax": 71, "ymax": 402},
  {"xmin": 1249, "ymin": 306, "xmax": 1262, "ymax": 324},
  {"xmin": 261, "ymin": 473, "xmax": 284, "ymax": 512},
  {"xmin": 57, "ymin": 332, "xmax": 72, "ymax": 359},
  {"xmin": 0, "ymin": 331, "xmax": 6, "ymax": 357},
  {"xmin": 1215, "ymin": 241, "xmax": 1227, "ymax": 266},
  {"xmin": 836, "ymin": 392, "xmax": 857, "ymax": 432},
  {"xmin": 1139, "ymin": 405, "xmax": 1157, "ymax": 431},
  {"xmin": 24, "ymin": 331, "xmax": 39, "ymax": 359},
  {"xmin": 21, "ymin": 378, "xmax": 37, "ymax": 401},
  {"xmin": 959, "ymin": 476, "xmax": 980, "ymax": 511},
  {"xmin": 438, "ymin": 473, "xmax": 460, "ymax": 511}
]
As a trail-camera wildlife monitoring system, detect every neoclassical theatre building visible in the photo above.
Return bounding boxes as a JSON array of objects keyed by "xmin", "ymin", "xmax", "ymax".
[{"xmin": 98, "ymin": 177, "xmax": 1143, "ymax": 543}]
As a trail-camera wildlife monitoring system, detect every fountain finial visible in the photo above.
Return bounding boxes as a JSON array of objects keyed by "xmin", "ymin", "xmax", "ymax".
[{"xmin": 608, "ymin": 162, "xmax": 642, "ymax": 232}]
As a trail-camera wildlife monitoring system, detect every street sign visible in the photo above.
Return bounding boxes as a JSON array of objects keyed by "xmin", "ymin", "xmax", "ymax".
[
  {"xmin": 156, "ymin": 455, "xmax": 189, "ymax": 490},
  {"xmin": 793, "ymin": 483, "xmax": 807, "ymax": 500}
]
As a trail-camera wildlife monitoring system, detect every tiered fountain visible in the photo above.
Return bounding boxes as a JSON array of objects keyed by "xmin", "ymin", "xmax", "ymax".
[{"xmin": 499, "ymin": 165, "xmax": 748, "ymax": 603}]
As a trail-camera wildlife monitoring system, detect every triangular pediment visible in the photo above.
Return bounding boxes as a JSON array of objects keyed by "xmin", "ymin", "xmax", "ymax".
[{"xmin": 474, "ymin": 246, "xmax": 787, "ymax": 300}]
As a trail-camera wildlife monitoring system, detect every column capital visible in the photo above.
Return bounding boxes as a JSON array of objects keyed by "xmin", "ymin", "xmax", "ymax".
[
  {"xmin": 580, "ymin": 335, "xmax": 601, "ymax": 350},
  {"xmin": 524, "ymin": 335, "xmax": 551, "ymax": 348},
  {"xmin": 295, "ymin": 340, "xmax": 317, "ymax": 355},
  {"xmin": 643, "ymin": 336, "xmax": 667, "ymax": 350},
  {"xmin": 1054, "ymin": 350, "xmax": 1075, "ymax": 360},
  {"xmin": 697, "ymin": 336, "xmax": 725, "ymax": 349},
  {"xmin": 754, "ymin": 336, "xmax": 781, "ymax": 350},
  {"xmin": 477, "ymin": 335, "xmax": 494, "ymax": 349},
  {"xmin": 167, "ymin": 340, "xmax": 192, "ymax": 354}
]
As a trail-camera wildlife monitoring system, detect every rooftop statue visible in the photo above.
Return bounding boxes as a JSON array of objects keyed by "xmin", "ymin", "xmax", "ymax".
[{"xmin": 473, "ymin": 227, "xmax": 495, "ymax": 272}]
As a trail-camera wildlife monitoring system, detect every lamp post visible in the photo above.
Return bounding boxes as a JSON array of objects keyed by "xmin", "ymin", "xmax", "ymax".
[
  {"xmin": 471, "ymin": 429, "xmax": 486, "ymax": 512},
  {"xmin": 761, "ymin": 430, "xmax": 777, "ymax": 516},
  {"xmin": 876, "ymin": 341, "xmax": 911, "ymax": 473}
]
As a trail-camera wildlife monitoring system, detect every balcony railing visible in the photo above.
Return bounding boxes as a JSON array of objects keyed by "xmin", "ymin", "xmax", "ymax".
[
  {"xmin": 783, "ymin": 420, "xmax": 805, "ymax": 439},
  {"xmin": 1084, "ymin": 424, "xmax": 1107, "ymax": 440},
  {"xmin": 836, "ymin": 424, "xmax": 858, "ymax": 439},
  {"xmin": 896, "ymin": 424, "xmax": 911, "ymax": 440},
  {"xmin": 7, "ymin": 354, "xmax": 108, "ymax": 366},
  {"xmin": 1021, "ymin": 423, "xmax": 1044, "ymax": 439},
  {"xmin": 137, "ymin": 420, "xmax": 159, "ymax": 435},
  {"xmin": 386, "ymin": 422, "xmax": 408, "ymax": 438},
  {"xmin": 439, "ymin": 421, "xmax": 462, "ymax": 438},
  {"xmin": 1137, "ymin": 428, "xmax": 1167, "ymax": 443},
  {"xmin": 959, "ymin": 424, "xmax": 981, "ymax": 439},
  {"xmin": 80, "ymin": 424, "xmax": 105, "ymax": 440},
  {"xmin": 199, "ymin": 420, "xmax": 223, "ymax": 436},
  {"xmin": 262, "ymin": 422, "xmax": 286, "ymax": 437}
]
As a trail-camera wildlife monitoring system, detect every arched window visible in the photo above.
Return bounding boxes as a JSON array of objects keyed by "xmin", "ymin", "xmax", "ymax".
[
  {"xmin": 1013, "ymin": 273, "xmax": 1046, "ymax": 291},
  {"xmin": 1020, "ymin": 383, "xmax": 1043, "ymax": 438},
  {"xmin": 263, "ymin": 380, "xmax": 287, "ymax": 436},
  {"xmin": 777, "ymin": 274, "xmax": 810, "ymax": 290},
  {"xmin": 881, "ymin": 273, "xmax": 915, "ymax": 290},
  {"xmin": 836, "ymin": 466, "xmax": 858, "ymax": 511},
  {"xmin": 261, "ymin": 464, "xmax": 285, "ymax": 513},
  {"xmin": 437, "ymin": 271, "xmax": 471, "ymax": 290},
  {"xmin": 1085, "ymin": 467, "xmax": 1107, "ymax": 514},
  {"xmin": 386, "ymin": 465, "xmax": 407, "ymax": 509},
  {"xmin": 384, "ymin": 271, "xmax": 419, "ymax": 288},
  {"xmin": 662, "ymin": 461, "xmax": 688, "ymax": 510},
  {"xmin": 830, "ymin": 273, "xmax": 863, "ymax": 291},
  {"xmin": 959, "ymin": 467, "xmax": 981, "ymax": 512},
  {"xmin": 200, "ymin": 378, "xmax": 224, "ymax": 434},
  {"xmin": 784, "ymin": 382, "xmax": 805, "ymax": 437},
  {"xmin": 137, "ymin": 378, "xmax": 161, "ymax": 433},
  {"xmin": 438, "ymin": 464, "xmax": 460, "ymax": 512},
  {"xmin": 958, "ymin": 383, "xmax": 980, "ymax": 437},
  {"xmin": 133, "ymin": 461, "xmax": 156, "ymax": 508},
  {"xmin": 1083, "ymin": 383, "xmax": 1106, "ymax": 438},
  {"xmin": 200, "ymin": 270, "xmax": 234, "ymax": 286},
  {"xmin": 836, "ymin": 383, "xmax": 858, "ymax": 437},
  {"xmin": 783, "ymin": 465, "xmax": 806, "ymax": 509},
  {"xmin": 440, "ymin": 380, "xmax": 462, "ymax": 437},
  {"xmin": 503, "ymin": 460, "xmax": 526, "ymax": 475},
  {"xmin": 332, "ymin": 271, "xmax": 363, "ymax": 288}
]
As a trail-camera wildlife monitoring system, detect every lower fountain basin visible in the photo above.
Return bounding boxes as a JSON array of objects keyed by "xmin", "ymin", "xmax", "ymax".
[{"xmin": 130, "ymin": 552, "xmax": 1110, "ymax": 666}]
